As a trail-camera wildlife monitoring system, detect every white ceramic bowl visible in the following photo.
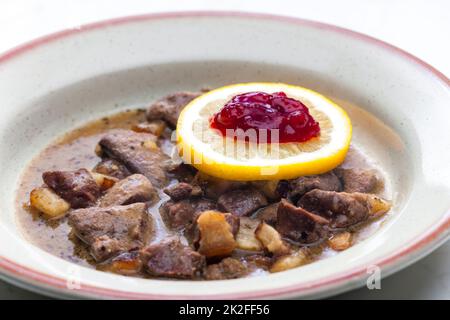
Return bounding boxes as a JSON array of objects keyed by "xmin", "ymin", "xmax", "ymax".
[{"xmin": 0, "ymin": 12, "xmax": 449, "ymax": 299}]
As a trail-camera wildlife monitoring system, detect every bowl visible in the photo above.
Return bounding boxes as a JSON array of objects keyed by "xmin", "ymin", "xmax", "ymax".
[{"xmin": 0, "ymin": 12, "xmax": 449, "ymax": 299}]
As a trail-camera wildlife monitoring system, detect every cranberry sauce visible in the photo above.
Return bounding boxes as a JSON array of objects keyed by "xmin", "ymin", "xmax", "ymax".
[{"xmin": 210, "ymin": 92, "xmax": 320, "ymax": 143}]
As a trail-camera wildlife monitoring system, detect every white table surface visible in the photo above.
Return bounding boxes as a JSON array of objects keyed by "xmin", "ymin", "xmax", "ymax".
[{"xmin": 0, "ymin": 0, "xmax": 449, "ymax": 300}]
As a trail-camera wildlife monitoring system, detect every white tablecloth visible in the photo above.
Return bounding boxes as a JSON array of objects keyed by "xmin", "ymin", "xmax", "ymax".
[{"xmin": 1, "ymin": 0, "xmax": 449, "ymax": 300}]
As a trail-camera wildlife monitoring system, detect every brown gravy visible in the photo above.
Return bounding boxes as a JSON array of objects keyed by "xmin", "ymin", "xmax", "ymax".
[{"xmin": 16, "ymin": 109, "xmax": 389, "ymax": 276}]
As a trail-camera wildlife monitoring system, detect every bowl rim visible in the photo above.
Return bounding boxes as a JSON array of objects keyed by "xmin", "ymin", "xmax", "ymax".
[{"xmin": 0, "ymin": 11, "xmax": 449, "ymax": 299}]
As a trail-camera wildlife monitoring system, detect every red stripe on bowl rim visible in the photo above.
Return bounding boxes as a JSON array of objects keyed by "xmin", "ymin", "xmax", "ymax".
[{"xmin": 0, "ymin": 11, "xmax": 449, "ymax": 300}]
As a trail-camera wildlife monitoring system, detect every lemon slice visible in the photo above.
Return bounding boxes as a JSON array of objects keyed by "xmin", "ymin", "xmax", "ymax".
[{"xmin": 176, "ymin": 83, "xmax": 352, "ymax": 180}]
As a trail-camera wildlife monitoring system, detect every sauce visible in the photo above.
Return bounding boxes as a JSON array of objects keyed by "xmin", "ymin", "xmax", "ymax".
[
  {"xmin": 15, "ymin": 108, "xmax": 388, "ymax": 277},
  {"xmin": 16, "ymin": 110, "xmax": 178, "ymax": 268},
  {"xmin": 210, "ymin": 92, "xmax": 320, "ymax": 143}
]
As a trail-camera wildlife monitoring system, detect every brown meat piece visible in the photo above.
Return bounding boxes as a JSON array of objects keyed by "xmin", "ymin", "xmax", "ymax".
[
  {"xmin": 93, "ymin": 158, "xmax": 131, "ymax": 179},
  {"xmin": 99, "ymin": 129, "xmax": 169, "ymax": 188},
  {"xmin": 141, "ymin": 238, "xmax": 205, "ymax": 279},
  {"xmin": 99, "ymin": 174, "xmax": 158, "ymax": 207},
  {"xmin": 160, "ymin": 198, "xmax": 217, "ymax": 230},
  {"xmin": 160, "ymin": 200, "xmax": 196, "ymax": 230},
  {"xmin": 205, "ymin": 258, "xmax": 248, "ymax": 280},
  {"xmin": 163, "ymin": 182, "xmax": 202, "ymax": 201},
  {"xmin": 253, "ymin": 202, "xmax": 280, "ymax": 225},
  {"xmin": 193, "ymin": 172, "xmax": 248, "ymax": 199},
  {"xmin": 275, "ymin": 180, "xmax": 290, "ymax": 198},
  {"xmin": 287, "ymin": 171, "xmax": 342, "ymax": 201},
  {"xmin": 146, "ymin": 91, "xmax": 204, "ymax": 128},
  {"xmin": 218, "ymin": 188, "xmax": 268, "ymax": 217},
  {"xmin": 68, "ymin": 203, "xmax": 152, "ymax": 261},
  {"xmin": 166, "ymin": 162, "xmax": 198, "ymax": 183},
  {"xmin": 225, "ymin": 213, "xmax": 240, "ymax": 237},
  {"xmin": 335, "ymin": 168, "xmax": 379, "ymax": 193},
  {"xmin": 277, "ymin": 199, "xmax": 329, "ymax": 244},
  {"xmin": 298, "ymin": 190, "xmax": 371, "ymax": 228},
  {"xmin": 194, "ymin": 198, "xmax": 218, "ymax": 214},
  {"xmin": 43, "ymin": 168, "xmax": 101, "ymax": 208}
]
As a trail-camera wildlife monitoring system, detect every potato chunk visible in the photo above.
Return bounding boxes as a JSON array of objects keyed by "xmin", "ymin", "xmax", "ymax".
[
  {"xmin": 328, "ymin": 232, "xmax": 352, "ymax": 251},
  {"xmin": 236, "ymin": 217, "xmax": 263, "ymax": 251},
  {"xmin": 197, "ymin": 210, "xmax": 236, "ymax": 258},
  {"xmin": 365, "ymin": 194, "xmax": 392, "ymax": 217},
  {"xmin": 255, "ymin": 222, "xmax": 289, "ymax": 256},
  {"xmin": 90, "ymin": 172, "xmax": 118, "ymax": 190},
  {"xmin": 270, "ymin": 250, "xmax": 308, "ymax": 273},
  {"xmin": 30, "ymin": 187, "xmax": 70, "ymax": 218}
]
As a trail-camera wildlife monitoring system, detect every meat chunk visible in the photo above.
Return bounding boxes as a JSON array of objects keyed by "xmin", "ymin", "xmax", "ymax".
[
  {"xmin": 43, "ymin": 168, "xmax": 101, "ymax": 208},
  {"xmin": 93, "ymin": 158, "xmax": 131, "ymax": 180},
  {"xmin": 287, "ymin": 171, "xmax": 341, "ymax": 201},
  {"xmin": 277, "ymin": 199, "xmax": 329, "ymax": 244},
  {"xmin": 160, "ymin": 200, "xmax": 196, "ymax": 230},
  {"xmin": 163, "ymin": 182, "xmax": 202, "ymax": 201},
  {"xmin": 194, "ymin": 172, "xmax": 248, "ymax": 199},
  {"xmin": 253, "ymin": 202, "xmax": 279, "ymax": 225},
  {"xmin": 160, "ymin": 198, "xmax": 216, "ymax": 230},
  {"xmin": 335, "ymin": 168, "xmax": 379, "ymax": 193},
  {"xmin": 99, "ymin": 129, "xmax": 169, "ymax": 187},
  {"xmin": 99, "ymin": 174, "xmax": 158, "ymax": 207},
  {"xmin": 224, "ymin": 213, "xmax": 240, "ymax": 237},
  {"xmin": 195, "ymin": 198, "xmax": 218, "ymax": 215},
  {"xmin": 218, "ymin": 188, "xmax": 268, "ymax": 217},
  {"xmin": 205, "ymin": 258, "xmax": 248, "ymax": 280},
  {"xmin": 146, "ymin": 91, "xmax": 204, "ymax": 128},
  {"xmin": 275, "ymin": 180, "xmax": 290, "ymax": 198},
  {"xmin": 166, "ymin": 163, "xmax": 197, "ymax": 183},
  {"xmin": 141, "ymin": 238, "xmax": 205, "ymax": 279},
  {"xmin": 68, "ymin": 203, "xmax": 152, "ymax": 261},
  {"xmin": 298, "ymin": 190, "xmax": 390, "ymax": 228}
]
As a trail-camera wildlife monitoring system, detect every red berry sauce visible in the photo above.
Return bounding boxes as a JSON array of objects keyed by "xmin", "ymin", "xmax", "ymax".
[{"xmin": 210, "ymin": 91, "xmax": 320, "ymax": 143}]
